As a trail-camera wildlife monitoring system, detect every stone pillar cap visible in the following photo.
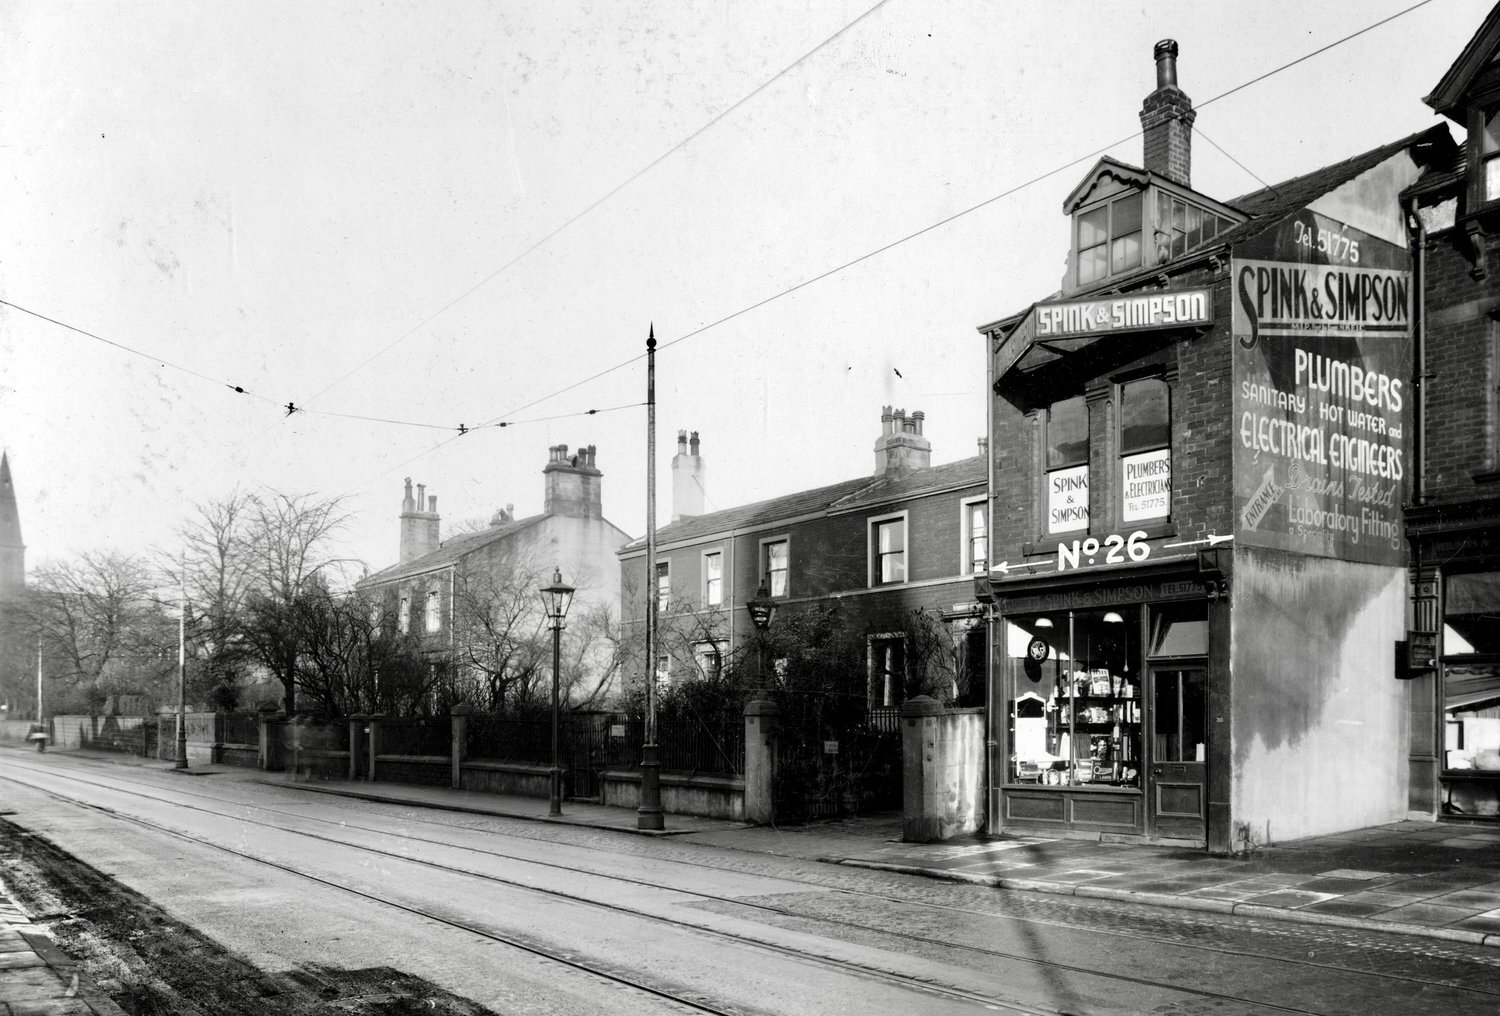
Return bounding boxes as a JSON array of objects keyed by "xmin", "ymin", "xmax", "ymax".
[{"xmin": 901, "ymin": 695, "xmax": 944, "ymax": 717}]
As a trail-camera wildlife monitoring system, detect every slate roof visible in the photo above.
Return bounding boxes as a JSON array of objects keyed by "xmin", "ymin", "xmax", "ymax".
[
  {"xmin": 358, "ymin": 513, "xmax": 547, "ymax": 586},
  {"xmin": 620, "ymin": 454, "xmax": 987, "ymax": 553},
  {"xmin": 829, "ymin": 455, "xmax": 985, "ymax": 513}
]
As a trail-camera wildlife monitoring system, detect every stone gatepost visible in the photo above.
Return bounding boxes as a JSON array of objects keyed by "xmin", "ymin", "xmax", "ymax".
[
  {"xmin": 744, "ymin": 694, "xmax": 779, "ymax": 825},
  {"xmin": 366, "ymin": 714, "xmax": 383, "ymax": 782},
  {"xmin": 901, "ymin": 695, "xmax": 946, "ymax": 842},
  {"xmin": 257, "ymin": 702, "xmax": 281, "ymax": 770},
  {"xmin": 349, "ymin": 715, "xmax": 367, "ymax": 780},
  {"xmin": 450, "ymin": 704, "xmax": 471, "ymax": 790}
]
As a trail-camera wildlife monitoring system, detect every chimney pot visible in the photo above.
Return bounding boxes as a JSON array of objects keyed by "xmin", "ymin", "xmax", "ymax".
[
  {"xmin": 677, "ymin": 430, "xmax": 687, "ymax": 454},
  {"xmin": 1140, "ymin": 39, "xmax": 1194, "ymax": 188},
  {"xmin": 1154, "ymin": 39, "xmax": 1179, "ymax": 89},
  {"xmin": 428, "ymin": 496, "xmax": 437, "ymax": 513},
  {"xmin": 689, "ymin": 431, "xmax": 700, "ymax": 456}
]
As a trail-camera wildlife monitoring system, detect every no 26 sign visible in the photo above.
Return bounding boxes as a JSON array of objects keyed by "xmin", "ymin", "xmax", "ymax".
[{"xmin": 1057, "ymin": 530, "xmax": 1150, "ymax": 572}]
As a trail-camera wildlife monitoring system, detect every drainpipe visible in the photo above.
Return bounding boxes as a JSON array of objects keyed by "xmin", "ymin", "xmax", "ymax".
[
  {"xmin": 984, "ymin": 329, "xmax": 1000, "ymax": 834},
  {"xmin": 1405, "ymin": 196, "xmax": 1427, "ymax": 506}
]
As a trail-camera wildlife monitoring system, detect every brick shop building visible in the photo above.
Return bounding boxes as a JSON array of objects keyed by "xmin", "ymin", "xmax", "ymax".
[
  {"xmin": 1403, "ymin": 7, "xmax": 1500, "ymax": 820},
  {"xmin": 978, "ymin": 41, "xmax": 1452, "ymax": 852}
]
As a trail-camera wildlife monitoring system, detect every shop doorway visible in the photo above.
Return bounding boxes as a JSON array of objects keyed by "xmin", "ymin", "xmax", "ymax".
[{"xmin": 1147, "ymin": 663, "xmax": 1207, "ymax": 842}]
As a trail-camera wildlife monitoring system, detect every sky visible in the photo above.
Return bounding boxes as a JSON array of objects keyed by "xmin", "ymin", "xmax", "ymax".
[{"xmin": 0, "ymin": 0, "xmax": 1489, "ymax": 580}]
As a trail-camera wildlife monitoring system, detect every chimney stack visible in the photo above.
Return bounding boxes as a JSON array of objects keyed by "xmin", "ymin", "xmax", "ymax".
[
  {"xmin": 672, "ymin": 430, "xmax": 706, "ymax": 521},
  {"xmin": 399, "ymin": 477, "xmax": 442, "ymax": 563},
  {"xmin": 1139, "ymin": 39, "xmax": 1194, "ymax": 188},
  {"xmin": 543, "ymin": 443, "xmax": 604, "ymax": 519},
  {"xmin": 873, "ymin": 406, "xmax": 932, "ymax": 478}
]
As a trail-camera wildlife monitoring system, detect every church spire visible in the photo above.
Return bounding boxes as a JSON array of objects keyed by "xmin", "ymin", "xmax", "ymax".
[{"xmin": 0, "ymin": 452, "xmax": 25, "ymax": 598}]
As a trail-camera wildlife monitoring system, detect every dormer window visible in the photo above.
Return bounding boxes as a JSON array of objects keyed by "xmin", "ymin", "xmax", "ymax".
[
  {"xmin": 1481, "ymin": 107, "xmax": 1500, "ymax": 203},
  {"xmin": 1077, "ymin": 194, "xmax": 1143, "ymax": 286},
  {"xmin": 1064, "ymin": 162, "xmax": 1242, "ymax": 294},
  {"xmin": 1155, "ymin": 192, "xmax": 1236, "ymax": 262}
]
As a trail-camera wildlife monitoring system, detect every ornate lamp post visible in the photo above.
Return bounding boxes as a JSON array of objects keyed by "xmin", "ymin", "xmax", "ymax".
[
  {"xmin": 746, "ymin": 584, "xmax": 777, "ymax": 686},
  {"xmin": 539, "ymin": 567, "xmax": 574, "ymax": 817}
]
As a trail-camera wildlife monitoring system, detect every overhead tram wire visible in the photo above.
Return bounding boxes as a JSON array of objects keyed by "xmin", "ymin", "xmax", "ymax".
[
  {"xmin": 291, "ymin": 0, "xmax": 894, "ymax": 411},
  {"xmin": 420, "ymin": 0, "xmax": 1441, "ymax": 443},
  {"xmin": 0, "ymin": 295, "xmax": 635, "ymax": 439},
  {"xmin": 0, "ymin": 299, "xmax": 269, "ymax": 404},
  {"xmin": 223, "ymin": 0, "xmax": 892, "ymax": 467},
  {"xmin": 9, "ymin": 0, "xmax": 1439, "ymax": 468}
]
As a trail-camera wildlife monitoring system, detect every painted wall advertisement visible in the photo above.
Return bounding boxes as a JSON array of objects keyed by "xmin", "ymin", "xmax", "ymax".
[{"xmin": 1232, "ymin": 210, "xmax": 1410, "ymax": 566}]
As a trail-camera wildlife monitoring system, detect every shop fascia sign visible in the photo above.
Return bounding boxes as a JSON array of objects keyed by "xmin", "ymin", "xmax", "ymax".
[
  {"xmin": 995, "ymin": 287, "xmax": 1214, "ymax": 379},
  {"xmin": 1033, "ymin": 287, "xmax": 1213, "ymax": 340}
]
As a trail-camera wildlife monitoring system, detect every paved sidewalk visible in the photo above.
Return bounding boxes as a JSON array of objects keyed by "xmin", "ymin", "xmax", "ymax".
[
  {"xmin": 11, "ymin": 747, "xmax": 1500, "ymax": 950},
  {"xmin": 0, "ymin": 883, "xmax": 125, "ymax": 1016}
]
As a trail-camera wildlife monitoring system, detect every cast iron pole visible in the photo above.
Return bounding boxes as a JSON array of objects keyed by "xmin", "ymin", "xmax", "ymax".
[
  {"xmin": 639, "ymin": 325, "xmax": 664, "ymax": 830},
  {"xmin": 549, "ymin": 615, "xmax": 563, "ymax": 815}
]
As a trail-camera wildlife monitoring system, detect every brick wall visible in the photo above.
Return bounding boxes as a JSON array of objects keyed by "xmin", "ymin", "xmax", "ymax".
[
  {"xmin": 989, "ymin": 266, "xmax": 1235, "ymax": 557},
  {"xmin": 1418, "ymin": 229, "xmax": 1500, "ymax": 504}
]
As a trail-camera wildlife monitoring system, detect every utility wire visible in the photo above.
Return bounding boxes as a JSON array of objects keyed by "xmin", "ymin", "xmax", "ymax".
[
  {"xmin": 451, "ymin": 0, "xmax": 1441, "ymax": 431},
  {"xmin": 7, "ymin": 0, "xmax": 1436, "ymax": 458},
  {"xmin": 0, "ymin": 299, "xmax": 269, "ymax": 403},
  {"xmin": 296, "ymin": 0, "xmax": 894, "ymax": 409}
]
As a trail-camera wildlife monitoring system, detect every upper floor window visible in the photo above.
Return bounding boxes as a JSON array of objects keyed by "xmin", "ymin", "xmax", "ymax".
[
  {"xmin": 655, "ymin": 561, "xmax": 670, "ymax": 612},
  {"xmin": 424, "ymin": 589, "xmax": 441, "ymax": 633},
  {"xmin": 762, "ymin": 539, "xmax": 788, "ymax": 598},
  {"xmin": 1046, "ymin": 396, "xmax": 1090, "ymax": 535},
  {"xmin": 1120, "ymin": 377, "xmax": 1171, "ymax": 523},
  {"xmin": 703, "ymin": 551, "xmax": 723, "ymax": 608},
  {"xmin": 871, "ymin": 514, "xmax": 907, "ymax": 586},
  {"xmin": 1482, "ymin": 107, "xmax": 1500, "ymax": 204},
  {"xmin": 962, "ymin": 499, "xmax": 988, "ymax": 576},
  {"xmin": 1077, "ymin": 193, "xmax": 1142, "ymax": 286},
  {"xmin": 1154, "ymin": 191, "xmax": 1236, "ymax": 262},
  {"xmin": 398, "ymin": 596, "xmax": 410, "ymax": 634}
]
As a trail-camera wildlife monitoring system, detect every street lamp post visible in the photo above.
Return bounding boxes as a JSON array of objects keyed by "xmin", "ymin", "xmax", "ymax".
[
  {"xmin": 176, "ymin": 558, "xmax": 188, "ymax": 770},
  {"xmin": 746, "ymin": 583, "xmax": 777, "ymax": 686},
  {"xmin": 539, "ymin": 567, "xmax": 574, "ymax": 817}
]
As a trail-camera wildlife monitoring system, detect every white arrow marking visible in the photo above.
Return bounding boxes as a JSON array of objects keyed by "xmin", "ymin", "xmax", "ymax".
[{"xmin": 1164, "ymin": 533, "xmax": 1234, "ymax": 549}]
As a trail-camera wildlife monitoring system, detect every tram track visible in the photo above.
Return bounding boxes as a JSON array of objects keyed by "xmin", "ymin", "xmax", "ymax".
[
  {"xmin": 12, "ymin": 755, "xmax": 1498, "ymax": 988},
  {"xmin": 3, "ymin": 755, "xmax": 1496, "ymax": 1015}
]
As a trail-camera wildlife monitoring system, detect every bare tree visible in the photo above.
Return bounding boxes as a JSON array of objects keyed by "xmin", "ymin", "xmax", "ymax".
[
  {"xmin": 168, "ymin": 488, "xmax": 259, "ymax": 707},
  {"xmin": 447, "ymin": 563, "xmax": 549, "ymax": 712},
  {"xmin": 23, "ymin": 552, "xmax": 176, "ymax": 711},
  {"xmin": 242, "ymin": 490, "xmax": 355, "ymax": 714},
  {"xmin": 289, "ymin": 586, "xmax": 435, "ymax": 718}
]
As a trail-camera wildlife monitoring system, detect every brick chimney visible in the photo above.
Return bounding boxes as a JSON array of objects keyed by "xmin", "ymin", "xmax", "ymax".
[
  {"xmin": 873, "ymin": 407, "xmax": 931, "ymax": 478},
  {"xmin": 671, "ymin": 430, "xmax": 706, "ymax": 521},
  {"xmin": 1139, "ymin": 39, "xmax": 1194, "ymax": 187},
  {"xmin": 398, "ymin": 477, "xmax": 441, "ymax": 563},
  {"xmin": 543, "ymin": 444, "xmax": 604, "ymax": 520}
]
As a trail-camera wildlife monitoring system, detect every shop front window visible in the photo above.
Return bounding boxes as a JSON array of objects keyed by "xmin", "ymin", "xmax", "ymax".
[
  {"xmin": 1442, "ymin": 571, "xmax": 1500, "ymax": 776},
  {"xmin": 1004, "ymin": 608, "xmax": 1141, "ymax": 787}
]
